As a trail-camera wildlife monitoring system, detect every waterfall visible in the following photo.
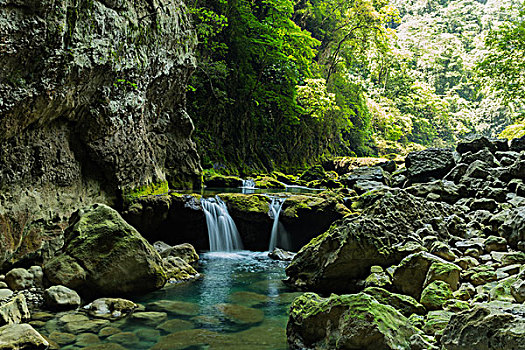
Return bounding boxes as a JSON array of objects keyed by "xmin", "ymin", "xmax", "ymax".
[
  {"xmin": 241, "ymin": 179, "xmax": 256, "ymax": 194},
  {"xmin": 201, "ymin": 196, "xmax": 243, "ymax": 252},
  {"xmin": 268, "ymin": 197, "xmax": 286, "ymax": 251}
]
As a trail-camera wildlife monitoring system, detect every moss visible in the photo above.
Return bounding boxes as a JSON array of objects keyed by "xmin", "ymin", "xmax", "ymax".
[
  {"xmin": 489, "ymin": 277, "xmax": 518, "ymax": 302},
  {"xmin": 219, "ymin": 194, "xmax": 269, "ymax": 214},
  {"xmin": 363, "ymin": 287, "xmax": 425, "ymax": 316},
  {"xmin": 443, "ymin": 299, "xmax": 470, "ymax": 312},
  {"xmin": 123, "ymin": 181, "xmax": 169, "ymax": 204},
  {"xmin": 420, "ymin": 280, "xmax": 453, "ymax": 311},
  {"xmin": 254, "ymin": 176, "xmax": 286, "ymax": 189}
]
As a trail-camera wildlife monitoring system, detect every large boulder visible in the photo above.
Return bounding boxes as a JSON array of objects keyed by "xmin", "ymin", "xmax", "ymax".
[
  {"xmin": 441, "ymin": 302, "xmax": 525, "ymax": 349},
  {"xmin": 285, "ymin": 191, "xmax": 454, "ymax": 293},
  {"xmin": 287, "ymin": 292, "xmax": 420, "ymax": 350},
  {"xmin": 44, "ymin": 204, "xmax": 167, "ymax": 297},
  {"xmin": 498, "ymin": 206, "xmax": 525, "ymax": 250},
  {"xmin": 0, "ymin": 323, "xmax": 48, "ymax": 349},
  {"xmin": 405, "ymin": 148, "xmax": 455, "ymax": 183}
]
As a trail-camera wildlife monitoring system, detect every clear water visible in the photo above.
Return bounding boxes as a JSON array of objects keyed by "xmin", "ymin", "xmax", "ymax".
[{"xmin": 36, "ymin": 251, "xmax": 299, "ymax": 349}]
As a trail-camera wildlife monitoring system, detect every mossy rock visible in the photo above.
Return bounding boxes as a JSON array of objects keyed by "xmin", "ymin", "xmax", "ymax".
[
  {"xmin": 44, "ymin": 204, "xmax": 167, "ymax": 297},
  {"xmin": 219, "ymin": 194, "xmax": 270, "ymax": 215},
  {"xmin": 204, "ymin": 174, "xmax": 244, "ymax": 188},
  {"xmin": 420, "ymin": 280, "xmax": 453, "ymax": 311},
  {"xmin": 363, "ymin": 287, "xmax": 426, "ymax": 317},
  {"xmin": 288, "ymin": 292, "xmax": 420, "ymax": 350},
  {"xmin": 299, "ymin": 165, "xmax": 328, "ymax": 182},
  {"xmin": 424, "ymin": 262, "xmax": 461, "ymax": 291},
  {"xmin": 423, "ymin": 310, "xmax": 453, "ymax": 335},
  {"xmin": 123, "ymin": 181, "xmax": 169, "ymax": 205},
  {"xmin": 254, "ymin": 176, "xmax": 286, "ymax": 189},
  {"xmin": 489, "ymin": 277, "xmax": 518, "ymax": 302},
  {"xmin": 443, "ymin": 299, "xmax": 470, "ymax": 312}
]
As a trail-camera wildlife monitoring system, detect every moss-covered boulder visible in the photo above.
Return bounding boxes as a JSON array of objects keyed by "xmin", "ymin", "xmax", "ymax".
[
  {"xmin": 420, "ymin": 281, "xmax": 453, "ymax": 311},
  {"xmin": 204, "ymin": 174, "xmax": 244, "ymax": 188},
  {"xmin": 424, "ymin": 262, "xmax": 461, "ymax": 291},
  {"xmin": 299, "ymin": 165, "xmax": 328, "ymax": 182},
  {"xmin": 44, "ymin": 204, "xmax": 167, "ymax": 297},
  {"xmin": 286, "ymin": 191, "xmax": 455, "ymax": 293},
  {"xmin": 287, "ymin": 292, "xmax": 420, "ymax": 350},
  {"xmin": 254, "ymin": 176, "xmax": 286, "ymax": 189}
]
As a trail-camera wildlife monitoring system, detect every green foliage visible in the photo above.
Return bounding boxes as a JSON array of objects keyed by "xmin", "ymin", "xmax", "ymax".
[{"xmin": 123, "ymin": 181, "xmax": 169, "ymax": 204}]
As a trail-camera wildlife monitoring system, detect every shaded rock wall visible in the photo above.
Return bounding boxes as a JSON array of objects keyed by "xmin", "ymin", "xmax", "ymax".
[{"xmin": 0, "ymin": 0, "xmax": 201, "ymax": 268}]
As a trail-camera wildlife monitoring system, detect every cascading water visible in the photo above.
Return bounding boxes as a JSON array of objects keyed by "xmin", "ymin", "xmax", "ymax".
[
  {"xmin": 268, "ymin": 197, "xmax": 287, "ymax": 251},
  {"xmin": 241, "ymin": 179, "xmax": 256, "ymax": 194},
  {"xmin": 201, "ymin": 196, "xmax": 243, "ymax": 252}
]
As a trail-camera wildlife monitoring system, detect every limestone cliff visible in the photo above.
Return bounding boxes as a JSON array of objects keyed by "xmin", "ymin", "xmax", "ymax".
[{"xmin": 0, "ymin": 0, "xmax": 201, "ymax": 267}]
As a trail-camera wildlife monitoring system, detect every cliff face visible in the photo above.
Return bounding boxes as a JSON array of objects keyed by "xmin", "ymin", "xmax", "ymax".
[{"xmin": 0, "ymin": 0, "xmax": 201, "ymax": 267}]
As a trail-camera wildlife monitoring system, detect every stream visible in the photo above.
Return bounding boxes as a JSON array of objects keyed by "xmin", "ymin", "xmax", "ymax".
[{"xmin": 38, "ymin": 251, "xmax": 297, "ymax": 349}]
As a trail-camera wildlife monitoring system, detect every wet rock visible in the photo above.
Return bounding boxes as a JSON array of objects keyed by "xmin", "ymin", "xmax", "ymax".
[
  {"xmin": 75, "ymin": 332, "xmax": 101, "ymax": 346},
  {"xmin": 441, "ymin": 302, "xmax": 525, "ymax": 349},
  {"xmin": 452, "ymin": 283, "xmax": 476, "ymax": 301},
  {"xmin": 98, "ymin": 326, "xmax": 121, "ymax": 338},
  {"xmin": 0, "ymin": 290, "xmax": 13, "ymax": 301},
  {"xmin": 0, "ymin": 323, "xmax": 49, "ymax": 349},
  {"xmin": 489, "ymin": 277, "xmax": 518, "ymax": 302},
  {"xmin": 64, "ymin": 318, "xmax": 110, "ymax": 334},
  {"xmin": 430, "ymin": 242, "xmax": 456, "ymax": 261},
  {"xmin": 286, "ymin": 192, "xmax": 455, "ymax": 293},
  {"xmin": 364, "ymin": 266, "xmax": 392, "ymax": 289},
  {"xmin": 131, "ymin": 312, "xmax": 168, "ymax": 327},
  {"xmin": 163, "ymin": 256, "xmax": 199, "ymax": 282},
  {"xmin": 85, "ymin": 298, "xmax": 137, "ymax": 319},
  {"xmin": 0, "ymin": 294, "xmax": 30, "ymax": 325},
  {"xmin": 147, "ymin": 300, "xmax": 199, "ymax": 316},
  {"xmin": 156, "ymin": 319, "xmax": 194, "ymax": 333},
  {"xmin": 268, "ymin": 248, "xmax": 296, "ymax": 261},
  {"xmin": 406, "ymin": 180, "xmax": 466, "ymax": 204},
  {"xmin": 229, "ymin": 291, "xmax": 270, "ymax": 307},
  {"xmin": 406, "ymin": 148, "xmax": 455, "ymax": 183},
  {"xmin": 215, "ymin": 303, "xmax": 264, "ymax": 325},
  {"xmin": 43, "ymin": 285, "xmax": 81, "ymax": 310},
  {"xmin": 340, "ymin": 166, "xmax": 388, "ymax": 188},
  {"xmin": 134, "ymin": 328, "xmax": 161, "ymax": 342},
  {"xmin": 420, "ymin": 280, "xmax": 453, "ymax": 311},
  {"xmin": 107, "ymin": 332, "xmax": 140, "ymax": 347},
  {"xmin": 287, "ymin": 292, "xmax": 419, "ymax": 350},
  {"xmin": 484, "ymin": 236, "xmax": 508, "ymax": 253},
  {"xmin": 511, "ymin": 279, "xmax": 525, "ymax": 303},
  {"xmin": 44, "ymin": 204, "xmax": 167, "ymax": 297},
  {"xmin": 49, "ymin": 331, "xmax": 76, "ymax": 346}
]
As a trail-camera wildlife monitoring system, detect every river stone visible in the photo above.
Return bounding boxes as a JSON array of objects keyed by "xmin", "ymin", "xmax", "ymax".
[
  {"xmin": 64, "ymin": 319, "xmax": 110, "ymax": 334},
  {"xmin": 43, "ymin": 285, "xmax": 81, "ymax": 310},
  {"xmin": 156, "ymin": 319, "xmax": 194, "ymax": 333},
  {"xmin": 131, "ymin": 312, "xmax": 168, "ymax": 327},
  {"xmin": 215, "ymin": 303, "xmax": 264, "ymax": 325},
  {"xmin": 59, "ymin": 313, "xmax": 89, "ymax": 323},
  {"xmin": 134, "ymin": 328, "xmax": 161, "ymax": 342},
  {"xmin": 287, "ymin": 292, "xmax": 420, "ymax": 350},
  {"xmin": 286, "ymin": 191, "xmax": 455, "ymax": 293},
  {"xmin": 441, "ymin": 302, "xmax": 525, "ymax": 349},
  {"xmin": 147, "ymin": 300, "xmax": 199, "ymax": 316},
  {"xmin": 49, "ymin": 331, "xmax": 76, "ymax": 345},
  {"xmin": 150, "ymin": 329, "xmax": 233, "ymax": 350},
  {"xmin": 4, "ymin": 268, "xmax": 33, "ymax": 291},
  {"xmin": 229, "ymin": 291, "xmax": 270, "ymax": 307},
  {"xmin": 163, "ymin": 256, "xmax": 199, "ymax": 282},
  {"xmin": 98, "ymin": 326, "xmax": 122, "ymax": 338},
  {"xmin": 107, "ymin": 332, "xmax": 140, "ymax": 346},
  {"xmin": 0, "ymin": 323, "xmax": 49, "ymax": 349},
  {"xmin": 268, "ymin": 248, "xmax": 296, "ymax": 261},
  {"xmin": 83, "ymin": 343, "xmax": 128, "ymax": 350},
  {"xmin": 0, "ymin": 294, "xmax": 30, "ymax": 325},
  {"xmin": 76, "ymin": 333, "xmax": 101, "ymax": 346},
  {"xmin": 85, "ymin": 298, "xmax": 137, "ymax": 319},
  {"xmin": 44, "ymin": 204, "xmax": 167, "ymax": 297}
]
